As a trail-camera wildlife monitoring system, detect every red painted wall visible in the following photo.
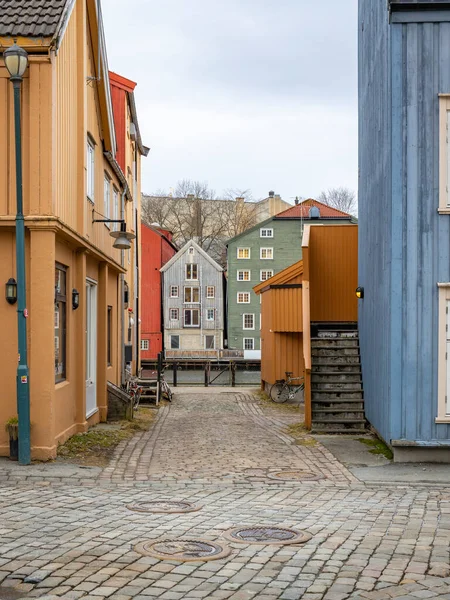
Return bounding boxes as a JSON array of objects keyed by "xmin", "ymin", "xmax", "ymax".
[{"xmin": 141, "ymin": 224, "xmax": 177, "ymax": 360}]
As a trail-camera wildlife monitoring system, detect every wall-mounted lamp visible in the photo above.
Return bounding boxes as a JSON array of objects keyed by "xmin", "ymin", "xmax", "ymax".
[
  {"xmin": 92, "ymin": 210, "xmax": 136, "ymax": 250},
  {"xmin": 356, "ymin": 286, "xmax": 364, "ymax": 299},
  {"xmin": 5, "ymin": 278, "xmax": 17, "ymax": 304},
  {"xmin": 72, "ymin": 288, "xmax": 80, "ymax": 310}
]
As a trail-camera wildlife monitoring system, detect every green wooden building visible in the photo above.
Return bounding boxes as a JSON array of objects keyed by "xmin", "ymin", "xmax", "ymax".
[{"xmin": 225, "ymin": 199, "xmax": 355, "ymax": 356}]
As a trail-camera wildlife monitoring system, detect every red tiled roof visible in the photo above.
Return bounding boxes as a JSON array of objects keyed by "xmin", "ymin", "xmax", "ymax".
[{"xmin": 275, "ymin": 198, "xmax": 352, "ymax": 219}]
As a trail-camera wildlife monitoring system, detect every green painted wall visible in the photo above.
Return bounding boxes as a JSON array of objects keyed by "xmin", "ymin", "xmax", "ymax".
[{"xmin": 226, "ymin": 218, "xmax": 352, "ymax": 351}]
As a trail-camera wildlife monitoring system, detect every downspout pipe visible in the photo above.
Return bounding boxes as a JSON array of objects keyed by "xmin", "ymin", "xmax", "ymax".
[{"xmin": 120, "ymin": 190, "xmax": 126, "ymax": 385}]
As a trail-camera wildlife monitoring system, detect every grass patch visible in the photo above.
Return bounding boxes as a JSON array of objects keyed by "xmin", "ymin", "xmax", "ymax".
[
  {"xmin": 285, "ymin": 422, "xmax": 318, "ymax": 447},
  {"xmin": 57, "ymin": 408, "xmax": 156, "ymax": 467},
  {"xmin": 358, "ymin": 436, "xmax": 393, "ymax": 460}
]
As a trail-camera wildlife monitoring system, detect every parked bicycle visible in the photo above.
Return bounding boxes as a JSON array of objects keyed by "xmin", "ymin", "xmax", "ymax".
[
  {"xmin": 160, "ymin": 371, "xmax": 173, "ymax": 402},
  {"xmin": 124, "ymin": 371, "xmax": 142, "ymax": 410},
  {"xmin": 270, "ymin": 372, "xmax": 304, "ymax": 403}
]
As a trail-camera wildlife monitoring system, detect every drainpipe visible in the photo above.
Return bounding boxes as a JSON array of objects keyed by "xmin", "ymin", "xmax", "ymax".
[{"xmin": 120, "ymin": 190, "xmax": 126, "ymax": 385}]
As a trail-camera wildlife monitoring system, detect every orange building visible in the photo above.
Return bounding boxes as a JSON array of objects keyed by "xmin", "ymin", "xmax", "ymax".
[
  {"xmin": 0, "ymin": 0, "xmax": 147, "ymax": 459},
  {"xmin": 254, "ymin": 224, "xmax": 358, "ymax": 429}
]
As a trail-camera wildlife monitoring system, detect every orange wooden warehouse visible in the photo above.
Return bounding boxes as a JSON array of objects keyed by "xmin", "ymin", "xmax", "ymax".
[{"xmin": 254, "ymin": 224, "xmax": 358, "ymax": 429}]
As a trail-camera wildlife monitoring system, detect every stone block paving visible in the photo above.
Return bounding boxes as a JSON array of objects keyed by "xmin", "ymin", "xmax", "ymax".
[{"xmin": 0, "ymin": 391, "xmax": 449, "ymax": 599}]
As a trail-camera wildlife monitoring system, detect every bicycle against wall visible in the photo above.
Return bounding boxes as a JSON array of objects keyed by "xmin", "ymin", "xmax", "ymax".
[{"xmin": 270, "ymin": 372, "xmax": 304, "ymax": 403}]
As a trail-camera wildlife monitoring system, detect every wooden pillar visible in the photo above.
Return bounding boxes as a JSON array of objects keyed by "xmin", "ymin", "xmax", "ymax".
[
  {"xmin": 29, "ymin": 228, "xmax": 56, "ymax": 459},
  {"xmin": 75, "ymin": 250, "xmax": 87, "ymax": 431},
  {"xmin": 97, "ymin": 262, "xmax": 108, "ymax": 421}
]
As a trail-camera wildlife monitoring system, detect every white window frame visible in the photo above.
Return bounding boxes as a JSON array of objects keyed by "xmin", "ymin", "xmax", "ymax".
[
  {"xmin": 170, "ymin": 335, "xmax": 180, "ymax": 349},
  {"xmin": 260, "ymin": 269, "xmax": 274, "ymax": 282},
  {"xmin": 437, "ymin": 283, "xmax": 450, "ymax": 421},
  {"xmin": 170, "ymin": 286, "xmax": 179, "ymax": 298},
  {"xmin": 206, "ymin": 286, "xmax": 215, "ymax": 299},
  {"xmin": 260, "ymin": 247, "xmax": 273, "ymax": 260},
  {"xmin": 184, "ymin": 308, "xmax": 200, "ymax": 328},
  {"xmin": 237, "ymin": 247, "xmax": 250, "ymax": 259},
  {"xmin": 104, "ymin": 174, "xmax": 111, "ymax": 227},
  {"xmin": 184, "ymin": 286, "xmax": 200, "ymax": 303},
  {"xmin": 186, "ymin": 263, "xmax": 198, "ymax": 280},
  {"xmin": 87, "ymin": 139, "xmax": 95, "ymax": 202},
  {"xmin": 205, "ymin": 335, "xmax": 215, "ymax": 350},
  {"xmin": 237, "ymin": 292, "xmax": 251, "ymax": 304},
  {"xmin": 112, "ymin": 187, "xmax": 119, "ymax": 231},
  {"xmin": 206, "ymin": 308, "xmax": 215, "ymax": 321},
  {"xmin": 260, "ymin": 228, "xmax": 273, "ymax": 238},
  {"xmin": 141, "ymin": 339, "xmax": 149, "ymax": 351},
  {"xmin": 243, "ymin": 313, "xmax": 255, "ymax": 330},
  {"xmin": 243, "ymin": 338, "xmax": 254, "ymax": 350},
  {"xmin": 439, "ymin": 95, "xmax": 450, "ymax": 213},
  {"xmin": 237, "ymin": 270, "xmax": 251, "ymax": 282},
  {"xmin": 169, "ymin": 308, "xmax": 179, "ymax": 320}
]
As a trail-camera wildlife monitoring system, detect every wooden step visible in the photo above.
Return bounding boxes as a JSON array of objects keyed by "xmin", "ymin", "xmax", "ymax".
[
  {"xmin": 313, "ymin": 356, "xmax": 361, "ymax": 365},
  {"xmin": 311, "ymin": 428, "xmax": 367, "ymax": 434},
  {"xmin": 311, "ymin": 339, "xmax": 359, "ymax": 348},
  {"xmin": 312, "ymin": 347, "xmax": 360, "ymax": 357},
  {"xmin": 311, "ymin": 374, "xmax": 362, "ymax": 383}
]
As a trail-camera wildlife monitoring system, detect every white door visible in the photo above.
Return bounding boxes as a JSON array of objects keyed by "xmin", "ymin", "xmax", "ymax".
[{"xmin": 86, "ymin": 280, "xmax": 98, "ymax": 418}]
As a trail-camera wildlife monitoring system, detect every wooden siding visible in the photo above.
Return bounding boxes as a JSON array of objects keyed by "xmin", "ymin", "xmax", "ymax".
[
  {"xmin": 308, "ymin": 226, "xmax": 358, "ymax": 322},
  {"xmin": 271, "ymin": 287, "xmax": 303, "ymax": 332},
  {"xmin": 359, "ymin": 3, "xmax": 450, "ymax": 444}
]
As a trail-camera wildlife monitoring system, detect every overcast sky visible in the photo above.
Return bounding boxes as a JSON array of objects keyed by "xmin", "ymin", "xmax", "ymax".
[{"xmin": 102, "ymin": 0, "xmax": 358, "ymax": 202}]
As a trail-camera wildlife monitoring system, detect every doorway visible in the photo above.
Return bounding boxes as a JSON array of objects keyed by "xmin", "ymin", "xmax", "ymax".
[{"xmin": 86, "ymin": 279, "xmax": 97, "ymax": 418}]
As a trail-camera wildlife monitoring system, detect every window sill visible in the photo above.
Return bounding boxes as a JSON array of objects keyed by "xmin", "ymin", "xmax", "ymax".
[
  {"xmin": 435, "ymin": 417, "xmax": 450, "ymax": 423},
  {"xmin": 438, "ymin": 208, "xmax": 450, "ymax": 214}
]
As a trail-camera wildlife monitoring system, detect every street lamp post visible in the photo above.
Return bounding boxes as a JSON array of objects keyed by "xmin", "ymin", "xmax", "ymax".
[{"xmin": 3, "ymin": 42, "xmax": 31, "ymax": 465}]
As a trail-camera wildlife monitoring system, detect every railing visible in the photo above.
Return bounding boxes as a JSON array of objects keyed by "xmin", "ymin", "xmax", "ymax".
[{"xmin": 165, "ymin": 349, "xmax": 244, "ymax": 360}]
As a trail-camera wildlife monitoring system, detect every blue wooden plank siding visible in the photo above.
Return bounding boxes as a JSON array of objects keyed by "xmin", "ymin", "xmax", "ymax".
[{"xmin": 359, "ymin": 1, "xmax": 450, "ymax": 445}]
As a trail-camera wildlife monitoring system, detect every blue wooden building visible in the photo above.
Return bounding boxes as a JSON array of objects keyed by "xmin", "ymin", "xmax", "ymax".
[{"xmin": 359, "ymin": 0, "xmax": 450, "ymax": 461}]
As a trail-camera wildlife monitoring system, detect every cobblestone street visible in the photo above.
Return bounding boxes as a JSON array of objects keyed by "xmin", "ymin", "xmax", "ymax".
[{"xmin": 1, "ymin": 390, "xmax": 450, "ymax": 600}]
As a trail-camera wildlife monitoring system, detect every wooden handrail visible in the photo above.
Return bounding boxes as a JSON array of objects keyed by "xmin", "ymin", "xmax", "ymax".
[{"xmin": 302, "ymin": 279, "xmax": 312, "ymax": 429}]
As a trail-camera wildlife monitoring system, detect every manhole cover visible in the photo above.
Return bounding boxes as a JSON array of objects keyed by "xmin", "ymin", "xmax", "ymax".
[
  {"xmin": 127, "ymin": 500, "xmax": 201, "ymax": 514},
  {"xmin": 224, "ymin": 526, "xmax": 311, "ymax": 545},
  {"xmin": 267, "ymin": 470, "xmax": 324, "ymax": 481},
  {"xmin": 134, "ymin": 539, "xmax": 231, "ymax": 561}
]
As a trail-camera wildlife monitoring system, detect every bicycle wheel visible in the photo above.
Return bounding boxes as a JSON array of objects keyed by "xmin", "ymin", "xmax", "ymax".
[{"xmin": 270, "ymin": 382, "xmax": 290, "ymax": 403}]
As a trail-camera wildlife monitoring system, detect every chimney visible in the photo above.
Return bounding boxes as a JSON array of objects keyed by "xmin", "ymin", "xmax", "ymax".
[
  {"xmin": 295, "ymin": 197, "xmax": 299, "ymax": 205},
  {"xmin": 236, "ymin": 197, "xmax": 245, "ymax": 205},
  {"xmin": 268, "ymin": 191, "xmax": 275, "ymax": 198},
  {"xmin": 274, "ymin": 194, "xmax": 281, "ymax": 200}
]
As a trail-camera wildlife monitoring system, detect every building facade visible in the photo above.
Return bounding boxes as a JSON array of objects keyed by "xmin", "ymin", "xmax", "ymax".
[
  {"xmin": 359, "ymin": 0, "xmax": 450, "ymax": 461},
  {"xmin": 161, "ymin": 240, "xmax": 225, "ymax": 356},
  {"xmin": 0, "ymin": 0, "xmax": 147, "ymax": 459},
  {"xmin": 226, "ymin": 199, "xmax": 355, "ymax": 355},
  {"xmin": 140, "ymin": 224, "xmax": 177, "ymax": 361}
]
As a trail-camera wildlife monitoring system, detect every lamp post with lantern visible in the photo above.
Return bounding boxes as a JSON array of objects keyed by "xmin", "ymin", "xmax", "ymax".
[{"xmin": 3, "ymin": 41, "xmax": 31, "ymax": 465}]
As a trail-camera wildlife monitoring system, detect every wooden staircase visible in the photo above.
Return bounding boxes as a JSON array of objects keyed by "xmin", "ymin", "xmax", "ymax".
[{"xmin": 310, "ymin": 324, "xmax": 366, "ymax": 434}]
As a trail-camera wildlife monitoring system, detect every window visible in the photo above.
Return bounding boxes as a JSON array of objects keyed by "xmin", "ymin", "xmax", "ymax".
[
  {"xmin": 104, "ymin": 175, "xmax": 111, "ymax": 226},
  {"xmin": 260, "ymin": 248, "xmax": 273, "ymax": 259},
  {"xmin": 244, "ymin": 338, "xmax": 254, "ymax": 350},
  {"xmin": 206, "ymin": 308, "xmax": 215, "ymax": 321},
  {"xmin": 112, "ymin": 187, "xmax": 119, "ymax": 231},
  {"xmin": 86, "ymin": 139, "xmax": 95, "ymax": 201},
  {"xmin": 237, "ymin": 292, "xmax": 251, "ymax": 303},
  {"xmin": 184, "ymin": 286, "xmax": 200, "ymax": 303},
  {"xmin": 184, "ymin": 309, "xmax": 200, "ymax": 327},
  {"xmin": 170, "ymin": 308, "xmax": 179, "ymax": 320},
  {"xmin": 237, "ymin": 247, "xmax": 250, "ymax": 259},
  {"xmin": 107, "ymin": 306, "xmax": 112, "ymax": 365},
  {"xmin": 237, "ymin": 270, "xmax": 251, "ymax": 281},
  {"xmin": 260, "ymin": 270, "xmax": 274, "ymax": 282},
  {"xmin": 189, "ymin": 247, "xmax": 194, "ymax": 254},
  {"xmin": 170, "ymin": 286, "xmax": 179, "ymax": 298},
  {"xmin": 437, "ymin": 284, "xmax": 450, "ymax": 421},
  {"xmin": 205, "ymin": 335, "xmax": 215, "ymax": 349},
  {"xmin": 55, "ymin": 265, "xmax": 67, "ymax": 383},
  {"xmin": 141, "ymin": 339, "xmax": 149, "ymax": 351},
  {"xmin": 170, "ymin": 335, "xmax": 180, "ymax": 349},
  {"xmin": 243, "ymin": 313, "xmax": 255, "ymax": 330},
  {"xmin": 439, "ymin": 96, "xmax": 450, "ymax": 212},
  {"xmin": 186, "ymin": 264, "xmax": 198, "ymax": 280},
  {"xmin": 260, "ymin": 228, "xmax": 273, "ymax": 238},
  {"xmin": 206, "ymin": 286, "xmax": 215, "ymax": 299}
]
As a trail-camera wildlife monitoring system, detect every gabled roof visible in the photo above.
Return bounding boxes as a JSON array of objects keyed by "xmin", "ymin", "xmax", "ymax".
[
  {"xmin": 141, "ymin": 222, "xmax": 178, "ymax": 252},
  {"xmin": 275, "ymin": 199, "xmax": 353, "ymax": 220},
  {"xmin": 253, "ymin": 260, "xmax": 303, "ymax": 295},
  {"xmin": 0, "ymin": 0, "xmax": 71, "ymax": 38},
  {"xmin": 225, "ymin": 215, "xmax": 276, "ymax": 246},
  {"xmin": 160, "ymin": 239, "xmax": 223, "ymax": 273}
]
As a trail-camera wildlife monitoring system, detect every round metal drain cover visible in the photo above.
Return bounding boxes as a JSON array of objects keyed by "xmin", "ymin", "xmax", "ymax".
[
  {"xmin": 135, "ymin": 539, "xmax": 231, "ymax": 561},
  {"xmin": 267, "ymin": 470, "xmax": 324, "ymax": 481},
  {"xmin": 224, "ymin": 526, "xmax": 311, "ymax": 545},
  {"xmin": 127, "ymin": 500, "xmax": 201, "ymax": 514}
]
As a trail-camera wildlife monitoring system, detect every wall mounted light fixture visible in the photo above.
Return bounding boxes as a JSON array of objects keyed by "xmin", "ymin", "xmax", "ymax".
[
  {"xmin": 356, "ymin": 286, "xmax": 364, "ymax": 299},
  {"xmin": 92, "ymin": 210, "xmax": 136, "ymax": 250},
  {"xmin": 5, "ymin": 278, "xmax": 17, "ymax": 304},
  {"xmin": 72, "ymin": 288, "xmax": 80, "ymax": 310}
]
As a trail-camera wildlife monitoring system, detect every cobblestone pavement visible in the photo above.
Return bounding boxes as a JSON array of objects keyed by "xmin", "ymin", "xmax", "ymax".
[{"xmin": 0, "ymin": 391, "xmax": 449, "ymax": 600}]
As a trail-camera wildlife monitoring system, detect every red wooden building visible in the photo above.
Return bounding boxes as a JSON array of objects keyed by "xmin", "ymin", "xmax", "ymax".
[{"xmin": 140, "ymin": 224, "xmax": 177, "ymax": 361}]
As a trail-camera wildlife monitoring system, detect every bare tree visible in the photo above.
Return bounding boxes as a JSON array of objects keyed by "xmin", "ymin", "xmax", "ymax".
[
  {"xmin": 318, "ymin": 187, "xmax": 357, "ymax": 216},
  {"xmin": 142, "ymin": 181, "xmax": 258, "ymax": 265}
]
